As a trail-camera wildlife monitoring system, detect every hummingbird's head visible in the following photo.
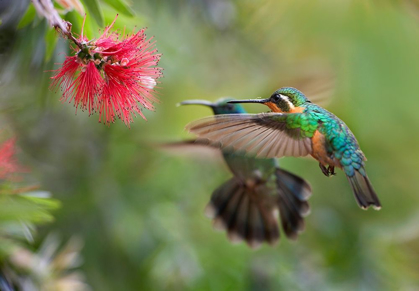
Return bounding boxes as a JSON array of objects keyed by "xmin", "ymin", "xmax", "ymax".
[
  {"xmin": 212, "ymin": 98, "xmax": 246, "ymax": 115},
  {"xmin": 228, "ymin": 87, "xmax": 309, "ymax": 113},
  {"xmin": 179, "ymin": 98, "xmax": 246, "ymax": 115},
  {"xmin": 267, "ymin": 87, "xmax": 309, "ymax": 112}
]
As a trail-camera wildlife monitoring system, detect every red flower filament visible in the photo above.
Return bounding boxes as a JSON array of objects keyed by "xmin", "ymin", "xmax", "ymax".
[
  {"xmin": 51, "ymin": 16, "xmax": 162, "ymax": 126},
  {"xmin": 0, "ymin": 138, "xmax": 23, "ymax": 179}
]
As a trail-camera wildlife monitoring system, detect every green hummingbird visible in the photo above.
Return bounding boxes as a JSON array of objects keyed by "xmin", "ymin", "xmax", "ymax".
[
  {"xmin": 185, "ymin": 88, "xmax": 381, "ymax": 210},
  {"xmin": 180, "ymin": 98, "xmax": 312, "ymax": 248}
]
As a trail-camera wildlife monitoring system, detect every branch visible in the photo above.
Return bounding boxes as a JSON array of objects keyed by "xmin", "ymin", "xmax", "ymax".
[{"xmin": 31, "ymin": 0, "xmax": 83, "ymax": 50}]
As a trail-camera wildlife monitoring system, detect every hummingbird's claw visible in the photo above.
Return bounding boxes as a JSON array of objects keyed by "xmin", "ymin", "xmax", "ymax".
[
  {"xmin": 319, "ymin": 163, "xmax": 335, "ymax": 177},
  {"xmin": 319, "ymin": 163, "xmax": 330, "ymax": 176}
]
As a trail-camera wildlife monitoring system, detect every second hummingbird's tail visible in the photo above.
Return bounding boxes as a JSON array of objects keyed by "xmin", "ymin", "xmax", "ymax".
[
  {"xmin": 347, "ymin": 170, "xmax": 381, "ymax": 210},
  {"xmin": 205, "ymin": 177, "xmax": 280, "ymax": 248},
  {"xmin": 275, "ymin": 169, "xmax": 312, "ymax": 239}
]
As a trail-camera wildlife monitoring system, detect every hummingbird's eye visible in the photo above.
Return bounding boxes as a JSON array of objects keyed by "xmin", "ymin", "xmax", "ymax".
[{"xmin": 271, "ymin": 94, "xmax": 281, "ymax": 102}]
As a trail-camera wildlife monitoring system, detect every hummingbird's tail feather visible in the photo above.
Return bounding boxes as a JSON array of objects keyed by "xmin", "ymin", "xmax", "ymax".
[
  {"xmin": 275, "ymin": 169, "xmax": 312, "ymax": 239},
  {"xmin": 347, "ymin": 170, "xmax": 381, "ymax": 210},
  {"xmin": 205, "ymin": 177, "xmax": 280, "ymax": 248}
]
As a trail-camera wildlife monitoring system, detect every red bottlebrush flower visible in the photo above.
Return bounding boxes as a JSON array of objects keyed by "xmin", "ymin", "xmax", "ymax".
[
  {"xmin": 0, "ymin": 138, "xmax": 23, "ymax": 179},
  {"xmin": 51, "ymin": 16, "xmax": 162, "ymax": 126}
]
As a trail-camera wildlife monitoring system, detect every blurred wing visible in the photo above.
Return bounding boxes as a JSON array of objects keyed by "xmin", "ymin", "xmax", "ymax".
[
  {"xmin": 157, "ymin": 139, "xmax": 223, "ymax": 161},
  {"xmin": 285, "ymin": 71, "xmax": 335, "ymax": 107},
  {"xmin": 186, "ymin": 114, "xmax": 312, "ymax": 158}
]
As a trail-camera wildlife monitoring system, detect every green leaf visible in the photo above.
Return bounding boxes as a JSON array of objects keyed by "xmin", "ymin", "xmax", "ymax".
[
  {"xmin": 0, "ymin": 195, "xmax": 60, "ymax": 225},
  {"xmin": 82, "ymin": 0, "xmax": 104, "ymax": 27},
  {"xmin": 44, "ymin": 28, "xmax": 58, "ymax": 62},
  {"xmin": 17, "ymin": 4, "xmax": 36, "ymax": 29},
  {"xmin": 102, "ymin": 0, "xmax": 135, "ymax": 17},
  {"xmin": 23, "ymin": 196, "xmax": 61, "ymax": 210}
]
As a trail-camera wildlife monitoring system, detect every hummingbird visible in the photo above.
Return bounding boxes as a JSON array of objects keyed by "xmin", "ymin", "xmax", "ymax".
[
  {"xmin": 180, "ymin": 98, "xmax": 312, "ymax": 248},
  {"xmin": 185, "ymin": 88, "xmax": 381, "ymax": 210}
]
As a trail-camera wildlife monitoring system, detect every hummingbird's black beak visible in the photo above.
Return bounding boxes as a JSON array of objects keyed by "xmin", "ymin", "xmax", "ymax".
[
  {"xmin": 177, "ymin": 100, "xmax": 215, "ymax": 108},
  {"xmin": 227, "ymin": 98, "xmax": 270, "ymax": 104}
]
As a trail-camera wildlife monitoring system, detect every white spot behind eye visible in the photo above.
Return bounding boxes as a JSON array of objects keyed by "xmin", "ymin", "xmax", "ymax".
[{"xmin": 280, "ymin": 94, "xmax": 295, "ymax": 110}]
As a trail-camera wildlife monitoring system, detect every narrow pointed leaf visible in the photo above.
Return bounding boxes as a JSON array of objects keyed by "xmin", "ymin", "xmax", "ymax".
[
  {"xmin": 17, "ymin": 4, "xmax": 36, "ymax": 29},
  {"xmin": 81, "ymin": 0, "xmax": 104, "ymax": 26},
  {"xmin": 44, "ymin": 28, "xmax": 58, "ymax": 62},
  {"xmin": 103, "ymin": 0, "xmax": 134, "ymax": 17}
]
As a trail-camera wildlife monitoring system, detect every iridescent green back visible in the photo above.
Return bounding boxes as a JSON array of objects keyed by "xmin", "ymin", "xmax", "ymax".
[{"xmin": 286, "ymin": 102, "xmax": 366, "ymax": 177}]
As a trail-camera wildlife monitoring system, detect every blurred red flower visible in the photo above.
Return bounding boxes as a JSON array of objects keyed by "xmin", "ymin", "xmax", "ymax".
[
  {"xmin": 0, "ymin": 138, "xmax": 23, "ymax": 179},
  {"xmin": 51, "ymin": 16, "xmax": 162, "ymax": 126}
]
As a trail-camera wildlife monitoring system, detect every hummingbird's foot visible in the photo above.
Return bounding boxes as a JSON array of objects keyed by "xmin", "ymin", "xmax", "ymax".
[
  {"xmin": 319, "ymin": 163, "xmax": 330, "ymax": 176},
  {"xmin": 319, "ymin": 163, "xmax": 335, "ymax": 177},
  {"xmin": 328, "ymin": 166, "xmax": 336, "ymax": 176}
]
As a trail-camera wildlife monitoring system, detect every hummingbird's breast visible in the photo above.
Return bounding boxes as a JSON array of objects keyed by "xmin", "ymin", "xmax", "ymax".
[
  {"xmin": 306, "ymin": 104, "xmax": 365, "ymax": 170},
  {"xmin": 306, "ymin": 105, "xmax": 347, "ymax": 167},
  {"xmin": 311, "ymin": 130, "xmax": 340, "ymax": 167}
]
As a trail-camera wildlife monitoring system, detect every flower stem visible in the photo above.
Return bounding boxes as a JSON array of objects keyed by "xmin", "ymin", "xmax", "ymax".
[
  {"xmin": 67, "ymin": 33, "xmax": 84, "ymax": 50},
  {"xmin": 54, "ymin": 22, "xmax": 84, "ymax": 50}
]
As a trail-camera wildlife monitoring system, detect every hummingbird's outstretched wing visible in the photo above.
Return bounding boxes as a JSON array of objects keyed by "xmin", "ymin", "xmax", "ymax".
[
  {"xmin": 186, "ymin": 113, "xmax": 313, "ymax": 159},
  {"xmin": 158, "ymin": 139, "xmax": 224, "ymax": 160}
]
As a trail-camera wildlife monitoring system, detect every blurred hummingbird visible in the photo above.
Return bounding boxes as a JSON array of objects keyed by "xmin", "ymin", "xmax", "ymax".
[
  {"xmin": 186, "ymin": 88, "xmax": 381, "ymax": 210},
  {"xmin": 180, "ymin": 98, "xmax": 312, "ymax": 248}
]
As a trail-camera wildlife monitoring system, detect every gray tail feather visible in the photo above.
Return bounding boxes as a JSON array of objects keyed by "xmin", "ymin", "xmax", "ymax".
[
  {"xmin": 347, "ymin": 170, "xmax": 381, "ymax": 210},
  {"xmin": 205, "ymin": 177, "xmax": 280, "ymax": 248},
  {"xmin": 275, "ymin": 169, "xmax": 312, "ymax": 240}
]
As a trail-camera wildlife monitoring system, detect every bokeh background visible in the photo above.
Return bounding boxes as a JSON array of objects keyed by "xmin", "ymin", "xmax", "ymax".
[{"xmin": 1, "ymin": 0, "xmax": 419, "ymax": 290}]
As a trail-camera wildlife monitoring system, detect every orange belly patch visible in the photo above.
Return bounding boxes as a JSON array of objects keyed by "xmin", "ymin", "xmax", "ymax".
[{"xmin": 311, "ymin": 130, "xmax": 338, "ymax": 167}]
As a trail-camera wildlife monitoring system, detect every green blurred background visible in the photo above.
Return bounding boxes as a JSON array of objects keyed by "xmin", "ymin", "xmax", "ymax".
[{"xmin": 1, "ymin": 0, "xmax": 419, "ymax": 290}]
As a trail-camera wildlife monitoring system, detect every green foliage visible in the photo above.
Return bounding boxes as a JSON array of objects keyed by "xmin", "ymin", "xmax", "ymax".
[
  {"xmin": 0, "ymin": 185, "xmax": 60, "ymax": 256},
  {"xmin": 44, "ymin": 28, "xmax": 58, "ymax": 62},
  {"xmin": 17, "ymin": 4, "xmax": 36, "ymax": 29},
  {"xmin": 102, "ymin": 0, "xmax": 134, "ymax": 17},
  {"xmin": 82, "ymin": 0, "xmax": 104, "ymax": 26},
  {"xmin": 0, "ymin": 192, "xmax": 59, "ymax": 224}
]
